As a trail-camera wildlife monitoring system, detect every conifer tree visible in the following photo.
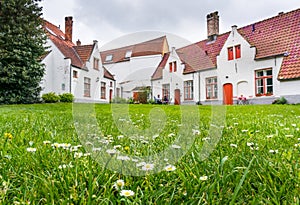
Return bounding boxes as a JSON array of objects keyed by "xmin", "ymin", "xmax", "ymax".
[{"xmin": 0, "ymin": 0, "xmax": 46, "ymax": 104}]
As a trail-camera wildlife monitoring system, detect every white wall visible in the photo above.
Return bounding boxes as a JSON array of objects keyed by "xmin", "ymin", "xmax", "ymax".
[
  {"xmin": 105, "ymin": 55, "xmax": 162, "ymax": 99},
  {"xmin": 217, "ymin": 26, "xmax": 283, "ymax": 103},
  {"xmin": 41, "ymin": 39, "xmax": 71, "ymax": 95}
]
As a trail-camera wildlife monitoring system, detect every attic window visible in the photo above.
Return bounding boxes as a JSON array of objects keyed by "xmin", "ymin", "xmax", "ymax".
[
  {"xmin": 105, "ymin": 54, "xmax": 113, "ymax": 62},
  {"xmin": 125, "ymin": 50, "xmax": 132, "ymax": 59}
]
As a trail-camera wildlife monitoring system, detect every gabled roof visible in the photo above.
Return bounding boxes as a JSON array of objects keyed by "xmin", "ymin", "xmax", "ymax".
[
  {"xmin": 151, "ymin": 53, "xmax": 170, "ymax": 80},
  {"xmin": 43, "ymin": 20, "xmax": 95, "ymax": 69},
  {"xmin": 100, "ymin": 36, "xmax": 169, "ymax": 64},
  {"xmin": 176, "ymin": 33, "xmax": 230, "ymax": 74},
  {"xmin": 74, "ymin": 45, "xmax": 95, "ymax": 63},
  {"xmin": 237, "ymin": 8, "xmax": 300, "ymax": 80},
  {"xmin": 103, "ymin": 66, "xmax": 115, "ymax": 80}
]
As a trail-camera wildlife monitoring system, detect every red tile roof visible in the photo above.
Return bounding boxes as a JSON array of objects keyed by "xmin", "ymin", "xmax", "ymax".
[
  {"xmin": 176, "ymin": 33, "xmax": 230, "ymax": 74},
  {"xmin": 43, "ymin": 20, "xmax": 95, "ymax": 69},
  {"xmin": 103, "ymin": 66, "xmax": 115, "ymax": 80},
  {"xmin": 237, "ymin": 8, "xmax": 300, "ymax": 80},
  {"xmin": 100, "ymin": 36, "xmax": 168, "ymax": 64},
  {"xmin": 151, "ymin": 53, "xmax": 170, "ymax": 80},
  {"xmin": 74, "ymin": 45, "xmax": 95, "ymax": 63}
]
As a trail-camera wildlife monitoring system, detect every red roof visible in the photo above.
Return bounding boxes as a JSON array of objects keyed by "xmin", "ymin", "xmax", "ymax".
[
  {"xmin": 103, "ymin": 66, "xmax": 115, "ymax": 80},
  {"xmin": 151, "ymin": 53, "xmax": 170, "ymax": 80},
  {"xmin": 177, "ymin": 33, "xmax": 229, "ymax": 74},
  {"xmin": 237, "ymin": 8, "xmax": 300, "ymax": 80},
  {"xmin": 43, "ymin": 20, "xmax": 94, "ymax": 69},
  {"xmin": 100, "ymin": 36, "xmax": 168, "ymax": 64}
]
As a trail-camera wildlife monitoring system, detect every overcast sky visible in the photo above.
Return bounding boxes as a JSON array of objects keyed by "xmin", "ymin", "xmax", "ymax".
[{"xmin": 40, "ymin": 0, "xmax": 300, "ymax": 49}]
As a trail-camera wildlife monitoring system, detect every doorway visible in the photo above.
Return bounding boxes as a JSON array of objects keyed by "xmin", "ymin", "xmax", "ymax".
[
  {"xmin": 223, "ymin": 83, "xmax": 233, "ymax": 105},
  {"xmin": 174, "ymin": 89, "xmax": 181, "ymax": 105}
]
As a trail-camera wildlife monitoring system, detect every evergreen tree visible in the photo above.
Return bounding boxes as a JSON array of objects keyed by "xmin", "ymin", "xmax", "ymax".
[{"xmin": 0, "ymin": 0, "xmax": 46, "ymax": 104}]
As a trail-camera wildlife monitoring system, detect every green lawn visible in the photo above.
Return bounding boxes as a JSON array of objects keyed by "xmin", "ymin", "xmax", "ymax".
[{"xmin": 0, "ymin": 103, "xmax": 299, "ymax": 204}]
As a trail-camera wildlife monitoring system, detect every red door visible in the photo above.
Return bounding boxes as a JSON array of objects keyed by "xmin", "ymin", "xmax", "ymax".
[
  {"xmin": 223, "ymin": 83, "xmax": 233, "ymax": 105},
  {"xmin": 174, "ymin": 89, "xmax": 180, "ymax": 105},
  {"xmin": 109, "ymin": 89, "xmax": 113, "ymax": 102}
]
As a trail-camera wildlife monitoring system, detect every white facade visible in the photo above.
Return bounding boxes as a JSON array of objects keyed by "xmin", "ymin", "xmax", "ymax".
[
  {"xmin": 105, "ymin": 55, "xmax": 163, "ymax": 99},
  {"xmin": 42, "ymin": 40, "xmax": 114, "ymax": 103}
]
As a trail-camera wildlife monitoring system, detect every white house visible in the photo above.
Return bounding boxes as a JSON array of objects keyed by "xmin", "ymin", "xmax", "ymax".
[
  {"xmin": 152, "ymin": 9, "xmax": 300, "ymax": 105},
  {"xmin": 100, "ymin": 36, "xmax": 169, "ymax": 101},
  {"xmin": 41, "ymin": 17, "xmax": 115, "ymax": 103}
]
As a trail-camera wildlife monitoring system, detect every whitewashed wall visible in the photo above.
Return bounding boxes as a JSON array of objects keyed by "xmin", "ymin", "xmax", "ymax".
[
  {"xmin": 105, "ymin": 55, "xmax": 162, "ymax": 99},
  {"xmin": 41, "ymin": 39, "xmax": 71, "ymax": 95},
  {"xmin": 217, "ymin": 26, "xmax": 283, "ymax": 104}
]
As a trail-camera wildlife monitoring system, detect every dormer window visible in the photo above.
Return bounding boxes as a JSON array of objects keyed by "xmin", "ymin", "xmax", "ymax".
[
  {"xmin": 105, "ymin": 54, "xmax": 113, "ymax": 62},
  {"xmin": 125, "ymin": 50, "xmax": 132, "ymax": 59}
]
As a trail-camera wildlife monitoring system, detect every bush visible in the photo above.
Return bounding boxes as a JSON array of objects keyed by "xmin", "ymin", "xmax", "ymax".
[
  {"xmin": 111, "ymin": 97, "xmax": 127, "ymax": 104},
  {"xmin": 42, "ymin": 92, "xmax": 60, "ymax": 103},
  {"xmin": 272, "ymin": 97, "xmax": 287, "ymax": 104},
  {"xmin": 59, "ymin": 93, "xmax": 74, "ymax": 103}
]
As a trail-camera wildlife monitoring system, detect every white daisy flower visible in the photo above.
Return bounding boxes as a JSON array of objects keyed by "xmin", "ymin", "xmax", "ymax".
[
  {"xmin": 26, "ymin": 147, "xmax": 36, "ymax": 152},
  {"xmin": 142, "ymin": 163, "xmax": 154, "ymax": 171},
  {"xmin": 117, "ymin": 156, "xmax": 130, "ymax": 161},
  {"xmin": 269, "ymin": 149, "xmax": 278, "ymax": 154},
  {"xmin": 165, "ymin": 165, "xmax": 176, "ymax": 172},
  {"xmin": 120, "ymin": 190, "xmax": 135, "ymax": 197},
  {"xmin": 113, "ymin": 179, "xmax": 125, "ymax": 190},
  {"xmin": 43, "ymin": 140, "xmax": 51, "ymax": 145},
  {"xmin": 106, "ymin": 149, "xmax": 118, "ymax": 155},
  {"xmin": 230, "ymin": 144, "xmax": 237, "ymax": 148},
  {"xmin": 200, "ymin": 176, "xmax": 208, "ymax": 181},
  {"xmin": 171, "ymin": 144, "xmax": 181, "ymax": 149}
]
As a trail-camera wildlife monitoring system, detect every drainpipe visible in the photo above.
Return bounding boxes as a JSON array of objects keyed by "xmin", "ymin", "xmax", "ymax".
[
  {"xmin": 198, "ymin": 71, "xmax": 201, "ymax": 103},
  {"xmin": 69, "ymin": 65, "xmax": 72, "ymax": 94}
]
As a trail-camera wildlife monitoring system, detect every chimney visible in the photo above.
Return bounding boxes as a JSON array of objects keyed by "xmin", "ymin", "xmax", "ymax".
[
  {"xmin": 207, "ymin": 11, "xmax": 219, "ymax": 41},
  {"xmin": 76, "ymin": 39, "xmax": 81, "ymax": 46},
  {"xmin": 65, "ymin": 16, "xmax": 73, "ymax": 42}
]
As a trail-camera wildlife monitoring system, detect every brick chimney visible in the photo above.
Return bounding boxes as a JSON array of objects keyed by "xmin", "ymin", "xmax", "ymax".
[
  {"xmin": 207, "ymin": 11, "xmax": 219, "ymax": 41},
  {"xmin": 76, "ymin": 39, "xmax": 81, "ymax": 46},
  {"xmin": 65, "ymin": 16, "xmax": 73, "ymax": 42}
]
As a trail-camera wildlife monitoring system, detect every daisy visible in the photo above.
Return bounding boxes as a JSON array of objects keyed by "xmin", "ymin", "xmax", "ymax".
[
  {"xmin": 114, "ymin": 145, "xmax": 122, "ymax": 149},
  {"xmin": 113, "ymin": 179, "xmax": 125, "ymax": 190},
  {"xmin": 192, "ymin": 129, "xmax": 200, "ymax": 135},
  {"xmin": 230, "ymin": 144, "xmax": 237, "ymax": 148},
  {"xmin": 92, "ymin": 147, "xmax": 101, "ymax": 152},
  {"xmin": 120, "ymin": 190, "xmax": 135, "ymax": 197},
  {"xmin": 269, "ymin": 149, "xmax": 278, "ymax": 154},
  {"xmin": 117, "ymin": 156, "xmax": 130, "ymax": 161},
  {"xmin": 106, "ymin": 149, "xmax": 118, "ymax": 155},
  {"xmin": 165, "ymin": 165, "xmax": 176, "ymax": 172},
  {"xmin": 266, "ymin": 135, "xmax": 274, "ymax": 138},
  {"xmin": 200, "ymin": 176, "xmax": 208, "ymax": 181},
  {"xmin": 142, "ymin": 163, "xmax": 154, "ymax": 171},
  {"xmin": 171, "ymin": 144, "xmax": 181, "ymax": 149},
  {"xmin": 26, "ymin": 147, "xmax": 36, "ymax": 152},
  {"xmin": 43, "ymin": 140, "xmax": 51, "ymax": 145},
  {"xmin": 285, "ymin": 135, "xmax": 294, "ymax": 138}
]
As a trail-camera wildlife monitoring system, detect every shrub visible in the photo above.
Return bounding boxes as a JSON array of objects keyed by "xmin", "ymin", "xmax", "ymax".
[
  {"xmin": 59, "ymin": 93, "xmax": 74, "ymax": 103},
  {"xmin": 111, "ymin": 97, "xmax": 127, "ymax": 104},
  {"xmin": 42, "ymin": 92, "xmax": 60, "ymax": 103},
  {"xmin": 272, "ymin": 97, "xmax": 287, "ymax": 104}
]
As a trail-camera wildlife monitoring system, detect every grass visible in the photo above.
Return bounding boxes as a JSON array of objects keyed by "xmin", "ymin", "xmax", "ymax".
[{"xmin": 0, "ymin": 103, "xmax": 299, "ymax": 204}]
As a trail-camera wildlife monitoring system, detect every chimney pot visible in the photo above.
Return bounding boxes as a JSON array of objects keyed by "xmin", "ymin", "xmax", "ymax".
[
  {"xmin": 76, "ymin": 39, "xmax": 81, "ymax": 46},
  {"xmin": 65, "ymin": 16, "xmax": 73, "ymax": 42}
]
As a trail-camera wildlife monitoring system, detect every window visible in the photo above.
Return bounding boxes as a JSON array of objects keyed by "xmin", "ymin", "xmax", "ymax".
[
  {"xmin": 93, "ymin": 58, "xmax": 99, "ymax": 70},
  {"xmin": 162, "ymin": 84, "xmax": 170, "ymax": 100},
  {"xmin": 110, "ymin": 81, "xmax": 113, "ymax": 87},
  {"xmin": 73, "ymin": 70, "xmax": 78, "ymax": 78},
  {"xmin": 169, "ymin": 62, "xmax": 173, "ymax": 72},
  {"xmin": 101, "ymin": 82, "xmax": 106, "ymax": 99},
  {"xmin": 228, "ymin": 47, "xmax": 234, "ymax": 60},
  {"xmin": 174, "ymin": 61, "xmax": 177, "ymax": 72},
  {"xmin": 206, "ymin": 77, "xmax": 218, "ymax": 99},
  {"xmin": 125, "ymin": 50, "xmax": 132, "ymax": 59},
  {"xmin": 235, "ymin": 45, "xmax": 241, "ymax": 59},
  {"xmin": 255, "ymin": 69, "xmax": 273, "ymax": 96},
  {"xmin": 105, "ymin": 54, "xmax": 113, "ymax": 62},
  {"xmin": 62, "ymin": 83, "xmax": 65, "ymax": 91},
  {"xmin": 84, "ymin": 77, "xmax": 91, "ymax": 97},
  {"xmin": 169, "ymin": 61, "xmax": 177, "ymax": 72},
  {"xmin": 184, "ymin": 80, "xmax": 193, "ymax": 100}
]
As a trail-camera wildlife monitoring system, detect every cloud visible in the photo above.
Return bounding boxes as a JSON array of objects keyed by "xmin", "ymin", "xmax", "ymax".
[{"xmin": 42, "ymin": 0, "xmax": 300, "ymax": 46}]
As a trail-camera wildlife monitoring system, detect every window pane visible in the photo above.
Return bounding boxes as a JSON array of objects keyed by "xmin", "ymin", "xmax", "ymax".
[
  {"xmin": 256, "ymin": 71, "xmax": 263, "ymax": 77},
  {"xmin": 266, "ymin": 70, "xmax": 272, "ymax": 76},
  {"xmin": 266, "ymin": 78, "xmax": 273, "ymax": 86}
]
